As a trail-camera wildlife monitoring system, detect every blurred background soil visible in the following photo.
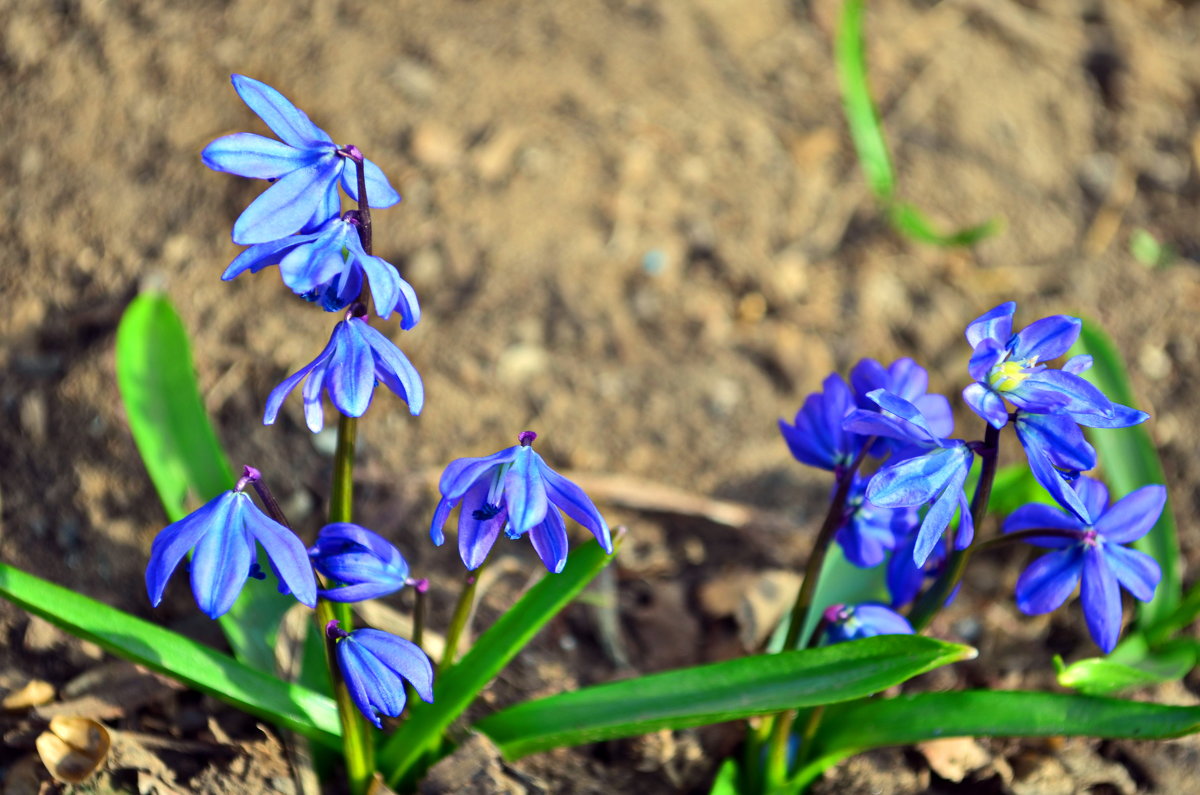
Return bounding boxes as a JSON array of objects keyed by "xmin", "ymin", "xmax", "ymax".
[{"xmin": 2, "ymin": 0, "xmax": 1200, "ymax": 792}]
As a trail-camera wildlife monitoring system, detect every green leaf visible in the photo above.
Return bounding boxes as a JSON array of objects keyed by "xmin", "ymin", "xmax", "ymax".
[
  {"xmin": 836, "ymin": 0, "xmax": 893, "ymax": 200},
  {"xmin": 709, "ymin": 759, "xmax": 741, "ymax": 795},
  {"xmin": 476, "ymin": 635, "xmax": 975, "ymax": 759},
  {"xmin": 1070, "ymin": 322, "xmax": 1179, "ymax": 627},
  {"xmin": 1056, "ymin": 635, "xmax": 1197, "ymax": 696},
  {"xmin": 116, "ymin": 292, "xmax": 297, "ymax": 674},
  {"xmin": 887, "ymin": 203, "xmax": 1001, "ymax": 248},
  {"xmin": 835, "ymin": 0, "xmax": 997, "ymax": 247},
  {"xmin": 796, "ymin": 690, "xmax": 1200, "ymax": 791},
  {"xmin": 0, "ymin": 562, "xmax": 340, "ymax": 748},
  {"xmin": 379, "ymin": 537, "xmax": 622, "ymax": 788}
]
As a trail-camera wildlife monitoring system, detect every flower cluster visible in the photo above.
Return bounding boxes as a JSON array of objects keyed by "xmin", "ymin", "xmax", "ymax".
[
  {"xmin": 146, "ymin": 77, "xmax": 613, "ymax": 729},
  {"xmin": 782, "ymin": 303, "xmax": 1163, "ymax": 653}
]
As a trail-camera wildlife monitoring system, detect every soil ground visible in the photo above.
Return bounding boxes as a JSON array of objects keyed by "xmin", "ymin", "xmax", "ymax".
[{"xmin": 2, "ymin": 0, "xmax": 1200, "ymax": 792}]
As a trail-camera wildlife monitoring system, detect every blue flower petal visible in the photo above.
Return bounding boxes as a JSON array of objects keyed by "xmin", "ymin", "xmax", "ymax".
[
  {"xmin": 962, "ymin": 382, "xmax": 1009, "ymax": 429},
  {"xmin": 337, "ymin": 637, "xmax": 401, "ymax": 728},
  {"xmin": 913, "ymin": 393, "xmax": 954, "ymax": 438},
  {"xmin": 232, "ymin": 157, "xmax": 340, "ymax": 245},
  {"xmin": 967, "ymin": 338, "xmax": 1006, "ymax": 382},
  {"xmin": 302, "ymin": 358, "xmax": 331, "ymax": 432},
  {"xmin": 966, "ymin": 302, "xmax": 1015, "ymax": 348},
  {"xmin": 351, "ymin": 629, "xmax": 434, "ymax": 704},
  {"xmin": 223, "ymin": 235, "xmax": 312, "ymax": 281},
  {"xmin": 437, "ymin": 447, "xmax": 520, "ymax": 499},
  {"xmin": 1010, "ymin": 315, "xmax": 1081, "ymax": 362},
  {"xmin": 326, "ymin": 320, "xmax": 376, "ymax": 418},
  {"xmin": 1072, "ymin": 403, "xmax": 1149, "ymax": 429},
  {"xmin": 1080, "ymin": 546, "xmax": 1122, "ymax": 653},
  {"xmin": 458, "ymin": 479, "xmax": 506, "ymax": 570},
  {"xmin": 1015, "ymin": 546, "xmax": 1083, "ymax": 615},
  {"xmin": 865, "ymin": 389, "xmax": 940, "ymax": 443},
  {"xmin": 263, "ymin": 329, "xmax": 337, "ymax": 425},
  {"xmin": 243, "ymin": 503, "xmax": 317, "ymax": 608},
  {"xmin": 504, "ymin": 447, "xmax": 550, "ymax": 536},
  {"xmin": 146, "ymin": 491, "xmax": 237, "ymax": 607},
  {"xmin": 340, "ymin": 156, "xmax": 402, "ymax": 208},
  {"xmin": 1009, "ymin": 370, "xmax": 1113, "ymax": 417},
  {"xmin": 536, "ymin": 457, "xmax": 611, "ymax": 552},
  {"xmin": 357, "ymin": 323, "xmax": 424, "ymax": 415},
  {"xmin": 528, "ymin": 508, "xmax": 569, "ymax": 573},
  {"xmin": 867, "ymin": 445, "xmax": 966, "ymax": 509},
  {"xmin": 912, "ymin": 459, "xmax": 969, "ymax": 566},
  {"xmin": 230, "ymin": 74, "xmax": 333, "ymax": 148},
  {"xmin": 1093, "ymin": 484, "xmax": 1166, "ymax": 543},
  {"xmin": 202, "ymin": 132, "xmax": 320, "ymax": 179},
  {"xmin": 1103, "ymin": 543, "xmax": 1161, "ymax": 602},
  {"xmin": 429, "ymin": 497, "xmax": 456, "ymax": 546},
  {"xmin": 1002, "ymin": 503, "xmax": 1083, "ymax": 546},
  {"xmin": 189, "ymin": 495, "xmax": 256, "ymax": 619}
]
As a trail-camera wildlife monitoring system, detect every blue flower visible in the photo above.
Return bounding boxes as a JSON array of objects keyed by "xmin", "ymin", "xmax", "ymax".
[
  {"xmin": 845, "ymin": 390, "xmax": 975, "ymax": 567},
  {"xmin": 849, "ymin": 357, "xmax": 953, "ymax": 440},
  {"xmin": 309, "ymin": 523, "xmax": 418, "ymax": 603},
  {"xmin": 264, "ymin": 311, "xmax": 423, "ymax": 432},
  {"xmin": 327, "ymin": 622, "xmax": 433, "ymax": 728},
  {"xmin": 146, "ymin": 484, "xmax": 317, "ymax": 619},
  {"xmin": 430, "ymin": 431, "xmax": 611, "ymax": 572},
  {"xmin": 962, "ymin": 303, "xmax": 1115, "ymax": 429},
  {"xmin": 1005, "ymin": 477, "xmax": 1165, "ymax": 653},
  {"xmin": 1012, "ymin": 410, "xmax": 1097, "ymax": 521},
  {"xmin": 223, "ymin": 212, "xmax": 419, "ymax": 325},
  {"xmin": 823, "ymin": 603, "xmax": 913, "ymax": 644},
  {"xmin": 779, "ymin": 373, "xmax": 861, "ymax": 473},
  {"xmin": 835, "ymin": 475, "xmax": 919, "ymax": 568},
  {"xmin": 202, "ymin": 75, "xmax": 401, "ymax": 244}
]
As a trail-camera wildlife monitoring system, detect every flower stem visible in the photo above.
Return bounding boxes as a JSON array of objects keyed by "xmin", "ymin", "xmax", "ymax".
[
  {"xmin": 438, "ymin": 561, "xmax": 487, "ymax": 675},
  {"xmin": 320, "ymin": 411, "xmax": 374, "ymax": 795},
  {"xmin": 908, "ymin": 422, "xmax": 1001, "ymax": 632},
  {"xmin": 782, "ymin": 441, "xmax": 873, "ymax": 651}
]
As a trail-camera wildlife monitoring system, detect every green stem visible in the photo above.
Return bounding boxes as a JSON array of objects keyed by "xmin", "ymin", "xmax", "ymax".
[
  {"xmin": 908, "ymin": 423, "xmax": 1001, "ymax": 632},
  {"xmin": 438, "ymin": 560, "xmax": 487, "ymax": 675},
  {"xmin": 322, "ymin": 410, "xmax": 374, "ymax": 794},
  {"xmin": 973, "ymin": 527, "xmax": 1082, "ymax": 555}
]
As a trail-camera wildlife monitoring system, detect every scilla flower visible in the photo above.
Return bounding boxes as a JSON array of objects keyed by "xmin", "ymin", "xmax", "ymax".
[
  {"xmin": 146, "ymin": 468, "xmax": 316, "ymax": 619},
  {"xmin": 1005, "ymin": 477, "xmax": 1165, "ymax": 653},
  {"xmin": 309, "ymin": 523, "xmax": 423, "ymax": 602},
  {"xmin": 430, "ymin": 431, "xmax": 611, "ymax": 572},
  {"xmin": 823, "ymin": 603, "xmax": 913, "ymax": 644},
  {"xmin": 223, "ymin": 211, "xmax": 419, "ymax": 325},
  {"xmin": 961, "ymin": 302, "xmax": 1114, "ymax": 429},
  {"xmin": 844, "ymin": 390, "xmax": 974, "ymax": 566},
  {"xmin": 327, "ymin": 622, "xmax": 434, "ymax": 728},
  {"xmin": 264, "ymin": 307, "xmax": 423, "ymax": 432},
  {"xmin": 202, "ymin": 74, "xmax": 401, "ymax": 244}
]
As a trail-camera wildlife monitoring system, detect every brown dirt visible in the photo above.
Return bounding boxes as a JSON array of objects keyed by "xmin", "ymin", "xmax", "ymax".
[{"xmin": 2, "ymin": 0, "xmax": 1200, "ymax": 792}]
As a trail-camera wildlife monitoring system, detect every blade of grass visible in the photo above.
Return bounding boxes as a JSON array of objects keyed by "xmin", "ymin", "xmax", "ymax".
[
  {"xmin": 1069, "ymin": 322, "xmax": 1179, "ymax": 627},
  {"xmin": 378, "ymin": 535, "xmax": 622, "ymax": 789},
  {"xmin": 0, "ymin": 562, "xmax": 340, "ymax": 748},
  {"xmin": 476, "ymin": 635, "xmax": 975, "ymax": 759}
]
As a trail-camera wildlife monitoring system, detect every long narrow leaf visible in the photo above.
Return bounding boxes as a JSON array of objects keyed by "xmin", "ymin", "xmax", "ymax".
[
  {"xmin": 116, "ymin": 292, "xmax": 297, "ymax": 674},
  {"xmin": 836, "ymin": 0, "xmax": 997, "ymax": 247},
  {"xmin": 1070, "ymin": 323, "xmax": 1179, "ymax": 627},
  {"xmin": 0, "ymin": 563, "xmax": 340, "ymax": 748},
  {"xmin": 796, "ymin": 690, "xmax": 1200, "ymax": 790},
  {"xmin": 477, "ymin": 635, "xmax": 974, "ymax": 759},
  {"xmin": 379, "ymin": 537, "xmax": 621, "ymax": 788}
]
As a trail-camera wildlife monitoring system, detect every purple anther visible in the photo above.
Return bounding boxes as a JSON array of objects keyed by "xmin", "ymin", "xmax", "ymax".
[
  {"xmin": 326, "ymin": 619, "xmax": 350, "ymax": 641},
  {"xmin": 235, "ymin": 465, "xmax": 262, "ymax": 493},
  {"xmin": 410, "ymin": 578, "xmax": 430, "ymax": 594},
  {"xmin": 337, "ymin": 144, "xmax": 365, "ymax": 163},
  {"xmin": 1082, "ymin": 528, "xmax": 1099, "ymax": 546},
  {"xmin": 345, "ymin": 302, "xmax": 369, "ymax": 320},
  {"xmin": 343, "ymin": 209, "xmax": 362, "ymax": 226},
  {"xmin": 518, "ymin": 430, "xmax": 537, "ymax": 447}
]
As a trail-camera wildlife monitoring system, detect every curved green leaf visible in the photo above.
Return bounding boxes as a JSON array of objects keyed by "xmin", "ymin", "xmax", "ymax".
[
  {"xmin": 1056, "ymin": 635, "xmax": 1197, "ymax": 696},
  {"xmin": 379, "ymin": 536, "xmax": 621, "ymax": 788},
  {"xmin": 476, "ymin": 635, "xmax": 975, "ymax": 759},
  {"xmin": 796, "ymin": 690, "xmax": 1200, "ymax": 790},
  {"xmin": 0, "ymin": 562, "xmax": 340, "ymax": 748},
  {"xmin": 1070, "ymin": 322, "xmax": 1179, "ymax": 627},
  {"xmin": 836, "ymin": 0, "xmax": 997, "ymax": 247},
  {"xmin": 116, "ymin": 292, "xmax": 297, "ymax": 674}
]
